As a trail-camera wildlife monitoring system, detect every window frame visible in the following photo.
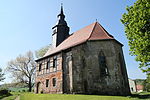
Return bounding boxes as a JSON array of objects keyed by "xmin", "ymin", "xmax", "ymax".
[
  {"xmin": 52, "ymin": 78, "xmax": 56, "ymax": 87},
  {"xmin": 53, "ymin": 57, "xmax": 57, "ymax": 68},
  {"xmin": 39, "ymin": 63, "xmax": 42, "ymax": 72},
  {"xmin": 46, "ymin": 61, "xmax": 50, "ymax": 69},
  {"xmin": 46, "ymin": 79, "xmax": 49, "ymax": 87},
  {"xmin": 99, "ymin": 51, "xmax": 109, "ymax": 76}
]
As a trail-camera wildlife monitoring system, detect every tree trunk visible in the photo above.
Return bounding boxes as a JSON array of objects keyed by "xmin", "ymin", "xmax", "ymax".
[{"xmin": 28, "ymin": 77, "xmax": 32, "ymax": 92}]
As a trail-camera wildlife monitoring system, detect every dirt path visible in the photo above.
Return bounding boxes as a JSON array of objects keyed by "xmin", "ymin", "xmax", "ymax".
[{"xmin": 15, "ymin": 96, "xmax": 20, "ymax": 100}]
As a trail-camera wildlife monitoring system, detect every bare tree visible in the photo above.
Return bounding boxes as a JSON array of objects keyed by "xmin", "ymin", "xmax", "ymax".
[{"xmin": 6, "ymin": 51, "xmax": 36, "ymax": 92}]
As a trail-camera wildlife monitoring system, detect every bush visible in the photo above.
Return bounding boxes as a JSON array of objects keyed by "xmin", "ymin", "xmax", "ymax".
[
  {"xmin": 0, "ymin": 89, "xmax": 10, "ymax": 95},
  {"xmin": 22, "ymin": 89, "xmax": 26, "ymax": 92}
]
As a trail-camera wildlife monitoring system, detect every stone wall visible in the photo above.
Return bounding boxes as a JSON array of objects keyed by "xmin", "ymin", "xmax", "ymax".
[
  {"xmin": 62, "ymin": 51, "xmax": 73, "ymax": 93},
  {"xmin": 68, "ymin": 40, "xmax": 130, "ymax": 95}
]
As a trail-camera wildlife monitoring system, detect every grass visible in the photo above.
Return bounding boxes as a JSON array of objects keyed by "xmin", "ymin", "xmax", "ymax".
[
  {"xmin": 0, "ymin": 94, "xmax": 11, "ymax": 100},
  {"xmin": 0, "ymin": 92, "xmax": 20, "ymax": 100},
  {"xmin": 2, "ymin": 95, "xmax": 17, "ymax": 100},
  {"xmin": 20, "ymin": 93, "xmax": 131, "ymax": 100},
  {"xmin": 130, "ymin": 92, "xmax": 150, "ymax": 100},
  {"xmin": 1, "ymin": 92, "xmax": 150, "ymax": 100}
]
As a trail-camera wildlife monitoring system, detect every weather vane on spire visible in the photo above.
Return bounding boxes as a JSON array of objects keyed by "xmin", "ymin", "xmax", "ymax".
[{"xmin": 96, "ymin": 19, "xmax": 98, "ymax": 22}]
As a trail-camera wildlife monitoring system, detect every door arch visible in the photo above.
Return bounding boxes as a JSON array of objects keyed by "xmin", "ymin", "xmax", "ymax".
[{"xmin": 36, "ymin": 82, "xmax": 42, "ymax": 93}]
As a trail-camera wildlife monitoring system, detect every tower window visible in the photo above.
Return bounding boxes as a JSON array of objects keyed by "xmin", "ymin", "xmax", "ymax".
[
  {"xmin": 39, "ymin": 63, "xmax": 42, "ymax": 71},
  {"xmin": 99, "ymin": 51, "xmax": 108, "ymax": 76},
  {"xmin": 53, "ymin": 57, "xmax": 57, "ymax": 68},
  {"xmin": 46, "ymin": 79, "xmax": 49, "ymax": 87},
  {"xmin": 52, "ymin": 78, "xmax": 56, "ymax": 87},
  {"xmin": 46, "ymin": 61, "xmax": 50, "ymax": 69}
]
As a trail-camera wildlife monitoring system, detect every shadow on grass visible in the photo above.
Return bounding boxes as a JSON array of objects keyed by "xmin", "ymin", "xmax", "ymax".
[
  {"xmin": 0, "ymin": 93, "xmax": 12, "ymax": 99},
  {"xmin": 131, "ymin": 93, "xmax": 150, "ymax": 99},
  {"xmin": 72, "ymin": 92, "xmax": 150, "ymax": 99}
]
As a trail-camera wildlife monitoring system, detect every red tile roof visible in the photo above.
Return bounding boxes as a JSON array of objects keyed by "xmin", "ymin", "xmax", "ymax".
[
  {"xmin": 136, "ymin": 85, "xmax": 144, "ymax": 91},
  {"xmin": 44, "ymin": 22, "xmax": 114, "ymax": 57}
]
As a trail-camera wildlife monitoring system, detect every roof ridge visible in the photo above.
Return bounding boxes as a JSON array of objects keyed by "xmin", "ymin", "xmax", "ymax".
[
  {"xmin": 97, "ymin": 23, "xmax": 114, "ymax": 38},
  {"xmin": 87, "ymin": 22, "xmax": 97, "ymax": 40}
]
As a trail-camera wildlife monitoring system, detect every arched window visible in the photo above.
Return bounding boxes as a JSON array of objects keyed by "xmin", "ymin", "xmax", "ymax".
[{"xmin": 99, "ymin": 51, "xmax": 108, "ymax": 76}]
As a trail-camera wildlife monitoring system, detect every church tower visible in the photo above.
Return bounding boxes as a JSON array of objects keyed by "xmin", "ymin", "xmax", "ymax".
[{"xmin": 52, "ymin": 4, "xmax": 70, "ymax": 48}]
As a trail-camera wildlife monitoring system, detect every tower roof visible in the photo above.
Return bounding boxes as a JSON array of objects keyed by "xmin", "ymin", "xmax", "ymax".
[
  {"xmin": 53, "ymin": 4, "xmax": 67, "ymax": 28},
  {"xmin": 40, "ymin": 22, "xmax": 121, "ymax": 59},
  {"xmin": 57, "ymin": 3, "xmax": 65, "ymax": 18}
]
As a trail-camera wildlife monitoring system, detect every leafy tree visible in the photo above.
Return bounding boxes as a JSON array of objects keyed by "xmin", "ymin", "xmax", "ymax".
[
  {"xmin": 134, "ymin": 79, "xmax": 145, "ymax": 85},
  {"xmin": 143, "ymin": 75, "xmax": 150, "ymax": 91},
  {"xmin": 6, "ymin": 51, "xmax": 36, "ymax": 92},
  {"xmin": 35, "ymin": 44, "xmax": 52, "ymax": 58},
  {"xmin": 121, "ymin": 0, "xmax": 150, "ymax": 73},
  {"xmin": 0, "ymin": 68, "xmax": 5, "ymax": 82}
]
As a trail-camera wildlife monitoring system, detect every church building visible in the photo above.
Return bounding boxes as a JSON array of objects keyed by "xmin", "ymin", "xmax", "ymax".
[{"xmin": 35, "ymin": 5, "xmax": 130, "ymax": 95}]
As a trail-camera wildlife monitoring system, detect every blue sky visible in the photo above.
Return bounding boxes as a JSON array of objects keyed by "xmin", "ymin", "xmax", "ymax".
[{"xmin": 0, "ymin": 0, "xmax": 146, "ymax": 84}]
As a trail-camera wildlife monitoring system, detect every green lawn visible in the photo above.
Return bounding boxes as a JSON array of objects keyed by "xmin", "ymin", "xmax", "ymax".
[
  {"xmin": 19, "ymin": 92, "xmax": 150, "ymax": 100},
  {"xmin": 0, "ymin": 94, "xmax": 10, "ymax": 100},
  {"xmin": 20, "ymin": 93, "xmax": 131, "ymax": 100},
  {"xmin": 2, "ymin": 95, "xmax": 17, "ymax": 100},
  {"xmin": 1, "ymin": 92, "xmax": 150, "ymax": 100},
  {"xmin": 0, "ymin": 92, "xmax": 20, "ymax": 100}
]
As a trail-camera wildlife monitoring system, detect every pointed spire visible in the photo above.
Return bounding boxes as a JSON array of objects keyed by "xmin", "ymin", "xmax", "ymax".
[
  {"xmin": 60, "ymin": 3, "xmax": 64, "ymax": 15},
  {"xmin": 53, "ymin": 3, "xmax": 68, "ymax": 28},
  {"xmin": 58, "ymin": 3, "xmax": 65, "ymax": 18}
]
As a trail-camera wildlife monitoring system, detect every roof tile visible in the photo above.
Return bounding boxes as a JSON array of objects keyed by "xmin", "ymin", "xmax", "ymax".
[{"xmin": 44, "ymin": 22, "xmax": 114, "ymax": 57}]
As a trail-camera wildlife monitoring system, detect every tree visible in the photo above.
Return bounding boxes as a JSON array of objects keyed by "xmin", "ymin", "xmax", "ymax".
[
  {"xmin": 0, "ymin": 68, "xmax": 5, "ymax": 82},
  {"xmin": 143, "ymin": 75, "xmax": 150, "ymax": 92},
  {"xmin": 121, "ymin": 0, "xmax": 150, "ymax": 73},
  {"xmin": 134, "ymin": 79, "xmax": 145, "ymax": 85},
  {"xmin": 35, "ymin": 44, "xmax": 52, "ymax": 58},
  {"xmin": 6, "ymin": 51, "xmax": 36, "ymax": 92}
]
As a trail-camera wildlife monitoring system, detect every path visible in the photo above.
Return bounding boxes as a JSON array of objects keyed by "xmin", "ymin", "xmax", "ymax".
[{"xmin": 15, "ymin": 96, "xmax": 20, "ymax": 100}]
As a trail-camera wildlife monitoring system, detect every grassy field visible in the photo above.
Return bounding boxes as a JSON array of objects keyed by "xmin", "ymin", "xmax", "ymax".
[
  {"xmin": 20, "ymin": 93, "xmax": 131, "ymax": 100},
  {"xmin": 0, "ymin": 92, "xmax": 20, "ymax": 100},
  {"xmin": 0, "ymin": 94, "xmax": 10, "ymax": 100},
  {"xmin": 1, "ymin": 92, "xmax": 150, "ymax": 100},
  {"xmin": 19, "ymin": 92, "xmax": 150, "ymax": 100}
]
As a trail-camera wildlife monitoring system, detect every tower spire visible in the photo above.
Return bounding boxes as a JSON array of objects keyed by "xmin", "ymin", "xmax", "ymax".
[
  {"xmin": 52, "ymin": 4, "xmax": 70, "ymax": 47},
  {"xmin": 61, "ymin": 3, "xmax": 64, "ymax": 14},
  {"xmin": 57, "ymin": 3, "xmax": 65, "ymax": 19}
]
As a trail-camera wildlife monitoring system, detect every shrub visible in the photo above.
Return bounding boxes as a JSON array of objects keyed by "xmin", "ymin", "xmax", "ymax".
[
  {"xmin": 0, "ymin": 89, "xmax": 10, "ymax": 95},
  {"xmin": 22, "ymin": 89, "xmax": 26, "ymax": 92}
]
